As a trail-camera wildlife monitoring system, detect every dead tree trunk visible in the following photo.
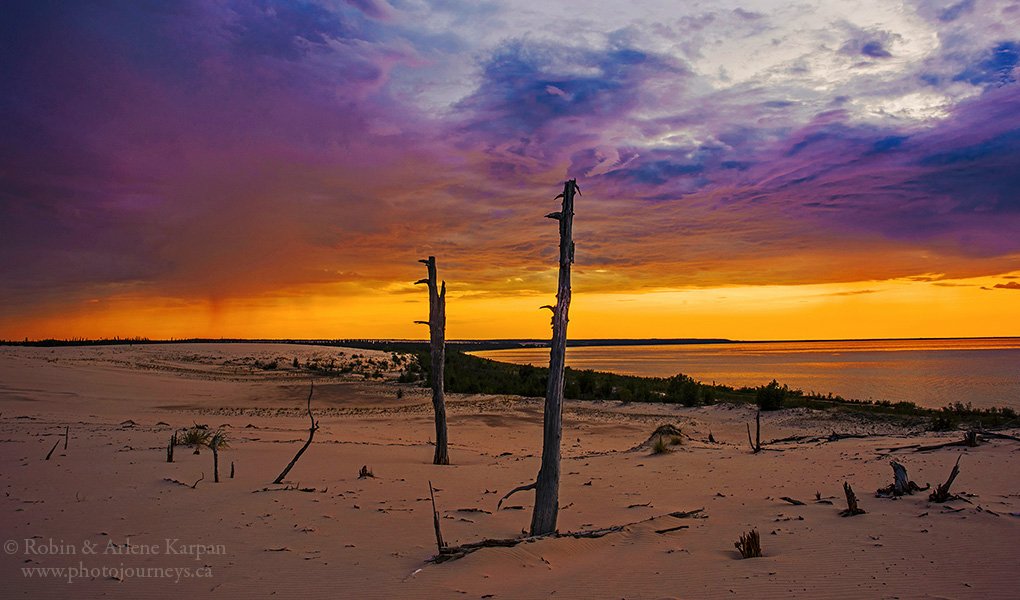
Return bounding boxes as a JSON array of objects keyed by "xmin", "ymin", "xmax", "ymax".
[
  {"xmin": 63, "ymin": 426, "xmax": 69, "ymax": 450},
  {"xmin": 840, "ymin": 481, "xmax": 865, "ymax": 516},
  {"xmin": 272, "ymin": 382, "xmax": 318, "ymax": 484},
  {"xmin": 532, "ymin": 179, "xmax": 578, "ymax": 536},
  {"xmin": 415, "ymin": 256, "xmax": 449, "ymax": 465},
  {"xmin": 213, "ymin": 445, "xmax": 220, "ymax": 483},
  {"xmin": 746, "ymin": 410, "xmax": 762, "ymax": 453},
  {"xmin": 930, "ymin": 456, "xmax": 962, "ymax": 502},
  {"xmin": 493, "ymin": 180, "xmax": 579, "ymax": 536},
  {"xmin": 166, "ymin": 434, "xmax": 175, "ymax": 463}
]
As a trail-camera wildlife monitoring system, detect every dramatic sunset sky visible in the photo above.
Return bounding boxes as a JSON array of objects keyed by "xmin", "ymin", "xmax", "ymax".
[{"xmin": 2, "ymin": 0, "xmax": 1019, "ymax": 340}]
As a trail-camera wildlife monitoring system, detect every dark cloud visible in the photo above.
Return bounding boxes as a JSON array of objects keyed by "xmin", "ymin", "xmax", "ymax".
[
  {"xmin": 938, "ymin": 0, "xmax": 976, "ymax": 22},
  {"xmin": 457, "ymin": 40, "xmax": 688, "ymax": 137},
  {"xmin": 860, "ymin": 40, "xmax": 892, "ymax": 58},
  {"xmin": 954, "ymin": 41, "xmax": 1020, "ymax": 87},
  {"xmin": 993, "ymin": 281, "xmax": 1020, "ymax": 290}
]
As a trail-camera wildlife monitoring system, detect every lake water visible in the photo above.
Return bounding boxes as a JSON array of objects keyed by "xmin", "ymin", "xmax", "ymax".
[{"xmin": 472, "ymin": 338, "xmax": 1020, "ymax": 411}]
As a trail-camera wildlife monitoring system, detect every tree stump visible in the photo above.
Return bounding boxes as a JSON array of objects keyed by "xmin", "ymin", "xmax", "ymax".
[
  {"xmin": 840, "ymin": 481, "xmax": 865, "ymax": 516},
  {"xmin": 876, "ymin": 461, "xmax": 929, "ymax": 497},
  {"xmin": 930, "ymin": 456, "xmax": 962, "ymax": 502}
]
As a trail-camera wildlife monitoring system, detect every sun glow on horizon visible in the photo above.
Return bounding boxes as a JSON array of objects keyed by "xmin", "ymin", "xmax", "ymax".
[{"xmin": 5, "ymin": 271, "xmax": 1018, "ymax": 343}]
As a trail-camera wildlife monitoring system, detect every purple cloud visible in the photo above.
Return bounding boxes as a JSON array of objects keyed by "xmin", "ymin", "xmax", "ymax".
[{"xmin": 2, "ymin": 0, "xmax": 1020, "ymax": 329}]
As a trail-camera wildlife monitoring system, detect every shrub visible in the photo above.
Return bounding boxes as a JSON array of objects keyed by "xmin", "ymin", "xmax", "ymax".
[
  {"xmin": 652, "ymin": 436, "xmax": 669, "ymax": 454},
  {"xmin": 756, "ymin": 379, "xmax": 788, "ymax": 411},
  {"xmin": 666, "ymin": 373, "xmax": 701, "ymax": 406}
]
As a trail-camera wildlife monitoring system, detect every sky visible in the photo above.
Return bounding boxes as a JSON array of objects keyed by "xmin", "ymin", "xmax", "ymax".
[{"xmin": 1, "ymin": 0, "xmax": 1019, "ymax": 341}]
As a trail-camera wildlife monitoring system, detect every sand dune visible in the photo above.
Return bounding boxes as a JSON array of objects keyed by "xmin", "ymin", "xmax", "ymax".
[{"xmin": 2, "ymin": 344, "xmax": 1018, "ymax": 599}]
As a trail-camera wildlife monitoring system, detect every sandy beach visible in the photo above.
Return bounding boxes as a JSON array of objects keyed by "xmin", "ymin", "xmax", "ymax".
[{"xmin": 2, "ymin": 343, "xmax": 1019, "ymax": 599}]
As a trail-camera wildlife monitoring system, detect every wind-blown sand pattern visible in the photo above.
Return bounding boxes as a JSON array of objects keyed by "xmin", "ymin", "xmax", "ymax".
[{"xmin": 2, "ymin": 344, "xmax": 1019, "ymax": 599}]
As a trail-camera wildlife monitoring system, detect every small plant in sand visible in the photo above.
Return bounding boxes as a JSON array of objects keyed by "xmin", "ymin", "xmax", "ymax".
[
  {"xmin": 652, "ymin": 436, "xmax": 669, "ymax": 454},
  {"xmin": 180, "ymin": 426, "xmax": 211, "ymax": 454},
  {"xmin": 735, "ymin": 529, "xmax": 762, "ymax": 558},
  {"xmin": 208, "ymin": 430, "xmax": 229, "ymax": 483}
]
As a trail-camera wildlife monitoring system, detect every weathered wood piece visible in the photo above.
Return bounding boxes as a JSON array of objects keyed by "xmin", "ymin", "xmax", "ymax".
[
  {"xmin": 63, "ymin": 426, "xmax": 69, "ymax": 450},
  {"xmin": 45, "ymin": 439, "xmax": 60, "ymax": 460},
  {"xmin": 746, "ymin": 410, "xmax": 762, "ymax": 453},
  {"xmin": 840, "ymin": 481, "xmax": 865, "ymax": 516},
  {"xmin": 876, "ymin": 461, "xmax": 929, "ymax": 497},
  {"xmin": 429, "ymin": 481, "xmax": 446, "ymax": 552},
  {"xmin": 916, "ymin": 433, "xmax": 981, "ymax": 452},
  {"xmin": 415, "ymin": 256, "xmax": 450, "ymax": 465},
  {"xmin": 929, "ymin": 456, "xmax": 962, "ymax": 502},
  {"xmin": 430, "ymin": 506, "xmax": 703, "ymax": 564},
  {"xmin": 779, "ymin": 496, "xmax": 805, "ymax": 506},
  {"xmin": 272, "ymin": 382, "xmax": 318, "ymax": 484}
]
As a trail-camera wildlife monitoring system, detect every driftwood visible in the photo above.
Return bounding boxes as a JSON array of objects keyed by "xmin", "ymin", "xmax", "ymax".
[
  {"xmin": 45, "ymin": 439, "xmax": 60, "ymax": 460},
  {"xmin": 429, "ymin": 481, "xmax": 446, "ymax": 552},
  {"xmin": 876, "ymin": 461, "xmax": 929, "ymax": 497},
  {"xmin": 779, "ymin": 496, "xmax": 805, "ymax": 506},
  {"xmin": 734, "ymin": 529, "xmax": 762, "ymax": 558},
  {"xmin": 977, "ymin": 430, "xmax": 1020, "ymax": 442},
  {"xmin": 929, "ymin": 456, "xmax": 962, "ymax": 502},
  {"xmin": 499, "ymin": 180, "xmax": 578, "ymax": 537},
  {"xmin": 839, "ymin": 482, "xmax": 865, "ymax": 516},
  {"xmin": 165, "ymin": 472, "xmax": 204, "ymax": 489},
  {"xmin": 497, "ymin": 481, "xmax": 536, "ymax": 510},
  {"xmin": 63, "ymin": 426, "xmax": 69, "ymax": 450},
  {"xmin": 915, "ymin": 432, "xmax": 980, "ymax": 453},
  {"xmin": 252, "ymin": 485, "xmax": 323, "ymax": 493},
  {"xmin": 746, "ymin": 410, "xmax": 762, "ymax": 453},
  {"xmin": 415, "ymin": 256, "xmax": 450, "ymax": 465},
  {"xmin": 430, "ymin": 507, "xmax": 702, "ymax": 564},
  {"xmin": 272, "ymin": 383, "xmax": 318, "ymax": 484}
]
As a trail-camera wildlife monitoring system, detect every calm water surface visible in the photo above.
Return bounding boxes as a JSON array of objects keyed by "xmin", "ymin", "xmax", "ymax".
[{"xmin": 472, "ymin": 338, "xmax": 1020, "ymax": 411}]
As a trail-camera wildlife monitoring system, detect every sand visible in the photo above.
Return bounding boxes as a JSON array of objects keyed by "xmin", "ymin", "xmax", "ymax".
[{"xmin": 1, "ymin": 343, "xmax": 1019, "ymax": 599}]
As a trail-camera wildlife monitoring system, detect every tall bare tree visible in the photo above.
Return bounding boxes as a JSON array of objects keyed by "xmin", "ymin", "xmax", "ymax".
[
  {"xmin": 498, "ymin": 179, "xmax": 578, "ymax": 536},
  {"xmin": 416, "ymin": 256, "xmax": 450, "ymax": 465}
]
